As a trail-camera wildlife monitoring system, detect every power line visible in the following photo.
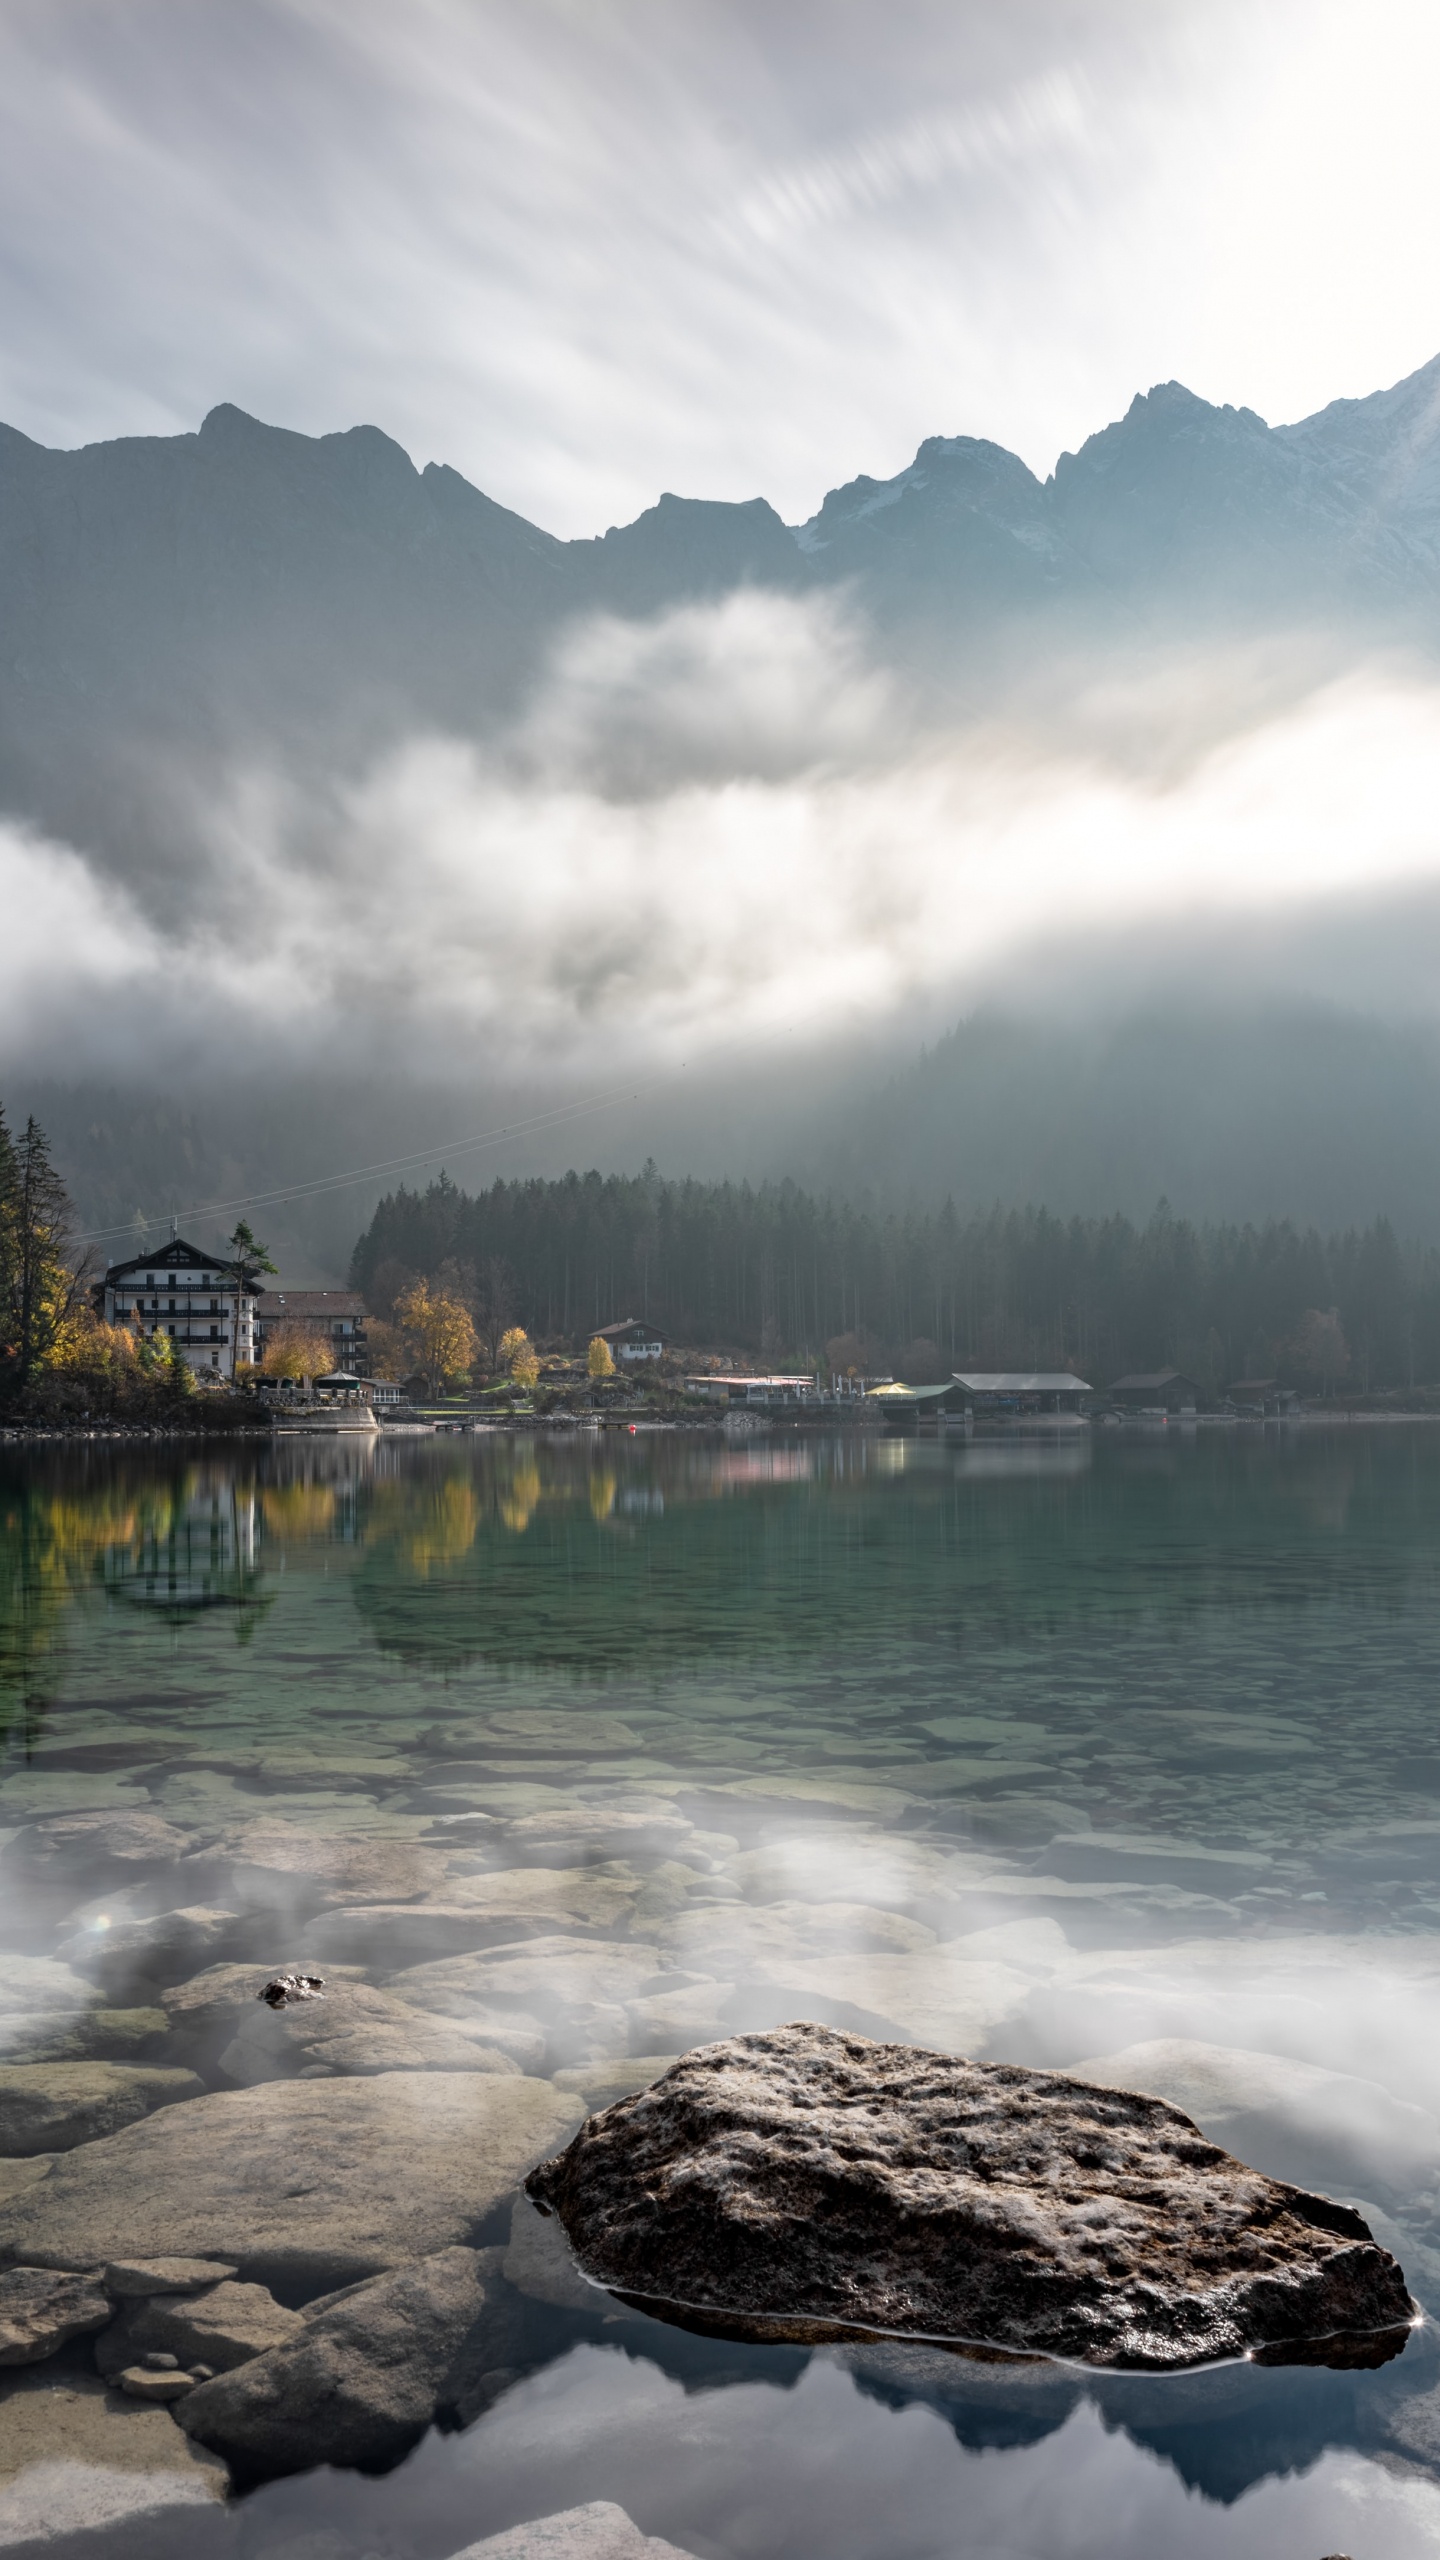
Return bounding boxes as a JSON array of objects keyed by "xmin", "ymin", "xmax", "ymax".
[{"xmin": 74, "ymin": 1080, "xmax": 653, "ymax": 1248}]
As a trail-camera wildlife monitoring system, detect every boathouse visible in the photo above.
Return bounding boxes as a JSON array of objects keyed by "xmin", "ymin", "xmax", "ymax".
[{"xmin": 1109, "ymin": 1368, "xmax": 1202, "ymax": 1413}]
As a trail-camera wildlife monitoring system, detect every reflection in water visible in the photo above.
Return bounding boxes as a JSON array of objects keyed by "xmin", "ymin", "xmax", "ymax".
[
  {"xmin": 4, "ymin": 1429, "xmax": 1440, "ymax": 2553},
  {"xmin": 102, "ymin": 1470, "xmax": 262, "ymax": 1616}
]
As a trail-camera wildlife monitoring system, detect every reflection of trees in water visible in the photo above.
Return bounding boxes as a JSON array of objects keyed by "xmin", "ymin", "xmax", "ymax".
[
  {"xmin": 0, "ymin": 1459, "xmax": 274, "ymax": 1740},
  {"xmin": 346, "ymin": 1432, "xmax": 1440, "ymax": 1679},
  {"xmin": 4, "ymin": 1432, "xmax": 1440, "ymax": 1699},
  {"xmin": 259, "ymin": 1483, "xmax": 338, "ymax": 1539},
  {"xmin": 0, "ymin": 1488, "xmax": 86, "ymax": 1741}
]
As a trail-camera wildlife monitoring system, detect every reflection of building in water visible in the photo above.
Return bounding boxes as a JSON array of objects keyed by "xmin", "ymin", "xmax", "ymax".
[{"xmin": 102, "ymin": 1474, "xmax": 261, "ymax": 1612}]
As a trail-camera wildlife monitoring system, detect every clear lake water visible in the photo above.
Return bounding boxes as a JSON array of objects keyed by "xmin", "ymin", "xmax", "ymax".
[{"xmin": 4, "ymin": 1424, "xmax": 1440, "ymax": 2557}]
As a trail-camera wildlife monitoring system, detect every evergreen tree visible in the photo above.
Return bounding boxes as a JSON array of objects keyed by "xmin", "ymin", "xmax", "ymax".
[
  {"xmin": 226, "ymin": 1220, "xmax": 278, "ymax": 1285},
  {"xmin": 349, "ymin": 1168, "xmax": 1440, "ymax": 1392},
  {"xmin": 0, "ymin": 1106, "xmax": 19, "ymax": 1376},
  {"xmin": 0, "ymin": 1115, "xmax": 79, "ymax": 1391}
]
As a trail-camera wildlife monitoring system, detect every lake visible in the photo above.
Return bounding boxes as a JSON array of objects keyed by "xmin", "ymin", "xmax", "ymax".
[{"xmin": 4, "ymin": 1423, "xmax": 1440, "ymax": 2558}]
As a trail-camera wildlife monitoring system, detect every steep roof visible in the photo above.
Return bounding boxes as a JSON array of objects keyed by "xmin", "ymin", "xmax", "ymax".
[
  {"xmin": 1110, "ymin": 1369, "xmax": 1197, "ymax": 1391},
  {"xmin": 104, "ymin": 1238, "xmax": 240, "ymax": 1282},
  {"xmin": 952, "ymin": 1372, "xmax": 1091, "ymax": 1393}
]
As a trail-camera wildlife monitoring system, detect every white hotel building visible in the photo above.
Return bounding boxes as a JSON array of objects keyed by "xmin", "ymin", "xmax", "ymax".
[{"xmin": 100, "ymin": 1237, "xmax": 259, "ymax": 1379}]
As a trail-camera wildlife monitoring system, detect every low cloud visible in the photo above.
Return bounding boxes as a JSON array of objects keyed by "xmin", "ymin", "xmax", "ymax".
[{"xmin": 8, "ymin": 592, "xmax": 1440, "ymax": 1091}]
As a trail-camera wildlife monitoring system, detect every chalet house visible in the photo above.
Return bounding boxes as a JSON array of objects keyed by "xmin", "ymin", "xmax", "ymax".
[
  {"xmin": 593, "ymin": 1317, "xmax": 667, "ymax": 1363},
  {"xmin": 99, "ymin": 1238, "xmax": 258, "ymax": 1379},
  {"xmin": 253, "ymin": 1289, "xmax": 368, "ymax": 1371}
]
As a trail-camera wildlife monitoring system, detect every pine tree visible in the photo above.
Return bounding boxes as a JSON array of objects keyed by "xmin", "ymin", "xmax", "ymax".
[
  {"xmin": 11, "ymin": 1116, "xmax": 79, "ymax": 1382},
  {"xmin": 226, "ymin": 1220, "xmax": 278, "ymax": 1285},
  {"xmin": 0, "ymin": 1106, "xmax": 19, "ymax": 1378}
]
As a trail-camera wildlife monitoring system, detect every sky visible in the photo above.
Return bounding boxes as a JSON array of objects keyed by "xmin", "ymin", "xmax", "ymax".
[{"xmin": 2, "ymin": 0, "xmax": 1440, "ymax": 535}]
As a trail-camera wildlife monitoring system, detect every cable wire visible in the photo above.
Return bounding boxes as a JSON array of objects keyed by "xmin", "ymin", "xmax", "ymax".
[{"xmin": 74, "ymin": 1080, "xmax": 653, "ymax": 1248}]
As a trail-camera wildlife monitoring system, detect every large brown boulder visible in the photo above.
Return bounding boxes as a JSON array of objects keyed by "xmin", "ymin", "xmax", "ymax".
[{"xmin": 525, "ymin": 2023, "xmax": 1415, "ymax": 2371}]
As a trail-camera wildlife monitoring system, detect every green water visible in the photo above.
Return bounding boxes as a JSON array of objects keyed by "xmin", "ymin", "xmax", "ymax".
[{"xmin": 5, "ymin": 1425, "xmax": 1440, "ymax": 2557}]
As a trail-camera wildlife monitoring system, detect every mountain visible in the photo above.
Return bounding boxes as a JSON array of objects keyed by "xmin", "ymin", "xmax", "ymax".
[
  {"xmin": 796, "ymin": 361, "xmax": 1440, "ymax": 646},
  {"xmin": 0, "ymin": 403, "xmax": 803, "ymax": 874},
  {"xmin": 10, "ymin": 361, "xmax": 1440, "ymax": 1262},
  {"xmin": 5, "ymin": 357, "xmax": 1440, "ymax": 873},
  {"xmin": 807, "ymin": 1007, "xmax": 1440, "ymax": 1238}
]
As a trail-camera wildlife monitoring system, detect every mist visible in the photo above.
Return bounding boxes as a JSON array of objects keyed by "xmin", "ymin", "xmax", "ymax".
[
  {"xmin": 9, "ymin": 577, "xmax": 1440, "ymax": 1265},
  {"xmin": 12, "ymin": 583, "xmax": 1440, "ymax": 1071}
]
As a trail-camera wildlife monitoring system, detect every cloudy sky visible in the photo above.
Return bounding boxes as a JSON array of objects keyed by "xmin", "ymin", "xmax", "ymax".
[
  {"xmin": 3, "ymin": 0, "xmax": 1440, "ymax": 533},
  {"xmin": 8, "ymin": 0, "xmax": 1440, "ymax": 1244}
]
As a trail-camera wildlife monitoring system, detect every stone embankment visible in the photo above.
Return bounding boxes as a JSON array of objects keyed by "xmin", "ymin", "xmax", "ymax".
[{"xmin": 526, "ymin": 2023, "xmax": 1415, "ymax": 2370}]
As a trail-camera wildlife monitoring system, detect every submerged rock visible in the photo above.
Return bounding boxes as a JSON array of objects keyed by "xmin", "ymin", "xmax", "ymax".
[
  {"xmin": 503, "ymin": 2195, "xmax": 601, "ymax": 2313},
  {"xmin": 0, "ymin": 2361, "xmax": 227, "ymax": 2542},
  {"xmin": 96, "ymin": 2278, "xmax": 303, "ymax": 2377},
  {"xmin": 0, "ymin": 2062, "xmax": 203, "ymax": 2156},
  {"xmin": 178, "ymin": 2244, "xmax": 493, "ymax": 2482},
  {"xmin": 0, "ymin": 2073, "xmax": 582, "ymax": 2292},
  {"xmin": 216, "ymin": 1979, "xmax": 520, "ymax": 2083},
  {"xmin": 0, "ymin": 2266, "xmax": 111, "ymax": 2364},
  {"xmin": 525, "ymin": 2024, "xmax": 1415, "ymax": 2371},
  {"xmin": 104, "ymin": 2259, "xmax": 239, "ymax": 2297},
  {"xmin": 59, "ymin": 1904, "xmax": 243, "ymax": 1993},
  {"xmin": 1069, "ymin": 2038, "xmax": 1440, "ymax": 2207}
]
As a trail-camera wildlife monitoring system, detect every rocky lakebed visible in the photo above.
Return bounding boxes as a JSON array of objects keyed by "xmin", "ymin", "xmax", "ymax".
[
  {"xmin": 8, "ymin": 1436, "xmax": 1440, "ymax": 2557},
  {"xmin": 0, "ymin": 1986, "xmax": 1417, "ymax": 2527}
]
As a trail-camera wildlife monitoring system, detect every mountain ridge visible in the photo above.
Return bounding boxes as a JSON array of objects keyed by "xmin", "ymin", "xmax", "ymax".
[{"xmin": 5, "ymin": 352, "xmax": 1439, "ymax": 878}]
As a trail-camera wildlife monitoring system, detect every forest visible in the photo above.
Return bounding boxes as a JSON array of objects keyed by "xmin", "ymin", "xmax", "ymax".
[{"xmin": 349, "ymin": 1169, "xmax": 1440, "ymax": 1392}]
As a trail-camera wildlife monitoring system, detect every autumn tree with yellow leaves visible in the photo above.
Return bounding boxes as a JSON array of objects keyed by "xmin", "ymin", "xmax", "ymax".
[
  {"xmin": 587, "ymin": 1334, "xmax": 616, "ymax": 1380},
  {"xmin": 395, "ymin": 1279, "xmax": 477, "ymax": 1395},
  {"xmin": 261, "ymin": 1321, "xmax": 328, "ymax": 1384},
  {"xmin": 499, "ymin": 1326, "xmax": 539, "ymax": 1391}
]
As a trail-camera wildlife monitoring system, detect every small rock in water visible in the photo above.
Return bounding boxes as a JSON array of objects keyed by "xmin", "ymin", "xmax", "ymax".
[
  {"xmin": 525, "ymin": 2022, "xmax": 1417, "ymax": 2372},
  {"xmin": 258, "ymin": 1973, "xmax": 326, "ymax": 2009},
  {"xmin": 445, "ymin": 2505, "xmax": 702, "ymax": 2558},
  {"xmin": 116, "ymin": 2362, "xmax": 196, "ymax": 2402}
]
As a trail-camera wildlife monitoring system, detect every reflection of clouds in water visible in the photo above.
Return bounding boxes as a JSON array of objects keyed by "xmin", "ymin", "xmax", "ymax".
[{"xmin": 396, "ymin": 2347, "xmax": 1440, "ymax": 2560}]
